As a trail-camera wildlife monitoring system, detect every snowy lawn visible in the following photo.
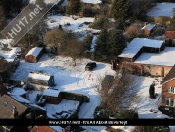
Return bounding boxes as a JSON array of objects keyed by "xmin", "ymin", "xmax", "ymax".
[
  {"xmin": 147, "ymin": 3, "xmax": 175, "ymax": 18},
  {"xmin": 10, "ymin": 54, "xmax": 175, "ymax": 131},
  {"xmin": 11, "ymin": 54, "xmax": 115, "ymax": 119}
]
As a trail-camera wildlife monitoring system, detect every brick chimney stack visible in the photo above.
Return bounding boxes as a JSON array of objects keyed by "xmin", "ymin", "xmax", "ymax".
[{"xmin": 144, "ymin": 22, "xmax": 147, "ymax": 26}]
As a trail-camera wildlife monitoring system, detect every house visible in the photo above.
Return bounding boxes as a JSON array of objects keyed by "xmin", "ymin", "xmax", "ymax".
[
  {"xmin": 0, "ymin": 94, "xmax": 46, "ymax": 119},
  {"xmin": 25, "ymin": 47, "xmax": 44, "ymax": 63},
  {"xmin": 30, "ymin": 126, "xmax": 57, "ymax": 132},
  {"xmin": 165, "ymin": 30, "xmax": 175, "ymax": 47},
  {"xmin": 141, "ymin": 23, "xmax": 155, "ymax": 36},
  {"xmin": 0, "ymin": 94, "xmax": 46, "ymax": 132},
  {"xmin": 161, "ymin": 65, "xmax": 175, "ymax": 107},
  {"xmin": 43, "ymin": 89, "xmax": 62, "ymax": 104},
  {"xmin": 27, "ymin": 72, "xmax": 55, "ymax": 92}
]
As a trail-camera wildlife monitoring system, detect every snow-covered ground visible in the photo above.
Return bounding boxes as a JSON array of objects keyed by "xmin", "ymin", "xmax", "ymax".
[
  {"xmin": 147, "ymin": 3, "xmax": 175, "ymax": 17},
  {"xmin": 6, "ymin": 1, "xmax": 175, "ymax": 131},
  {"xmin": 11, "ymin": 54, "xmax": 115, "ymax": 119},
  {"xmin": 47, "ymin": 15, "xmax": 100, "ymax": 33},
  {"xmin": 10, "ymin": 54, "xmax": 175, "ymax": 131},
  {"xmin": 0, "ymin": 47, "xmax": 20, "ymax": 60}
]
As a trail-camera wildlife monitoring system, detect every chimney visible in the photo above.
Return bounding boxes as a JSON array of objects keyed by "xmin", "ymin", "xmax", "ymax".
[
  {"xmin": 0, "ymin": 83, "xmax": 7, "ymax": 97},
  {"xmin": 144, "ymin": 22, "xmax": 147, "ymax": 26},
  {"xmin": 12, "ymin": 107, "xmax": 19, "ymax": 119}
]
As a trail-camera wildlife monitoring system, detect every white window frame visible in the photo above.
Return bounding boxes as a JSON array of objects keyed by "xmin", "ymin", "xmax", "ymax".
[
  {"xmin": 165, "ymin": 98, "xmax": 169, "ymax": 106},
  {"xmin": 165, "ymin": 98, "xmax": 175, "ymax": 107},
  {"xmin": 168, "ymin": 86, "xmax": 175, "ymax": 94}
]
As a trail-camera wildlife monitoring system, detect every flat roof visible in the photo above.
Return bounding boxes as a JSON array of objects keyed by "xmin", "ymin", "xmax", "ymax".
[
  {"xmin": 118, "ymin": 38, "xmax": 164, "ymax": 58},
  {"xmin": 43, "ymin": 89, "xmax": 60, "ymax": 97},
  {"xmin": 135, "ymin": 47, "xmax": 175, "ymax": 66},
  {"xmin": 26, "ymin": 47, "xmax": 43, "ymax": 57}
]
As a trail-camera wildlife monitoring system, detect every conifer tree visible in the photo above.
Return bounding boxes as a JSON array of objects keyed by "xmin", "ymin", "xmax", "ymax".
[
  {"xmin": 110, "ymin": 0, "xmax": 131, "ymax": 21},
  {"xmin": 94, "ymin": 29, "xmax": 108, "ymax": 60},
  {"xmin": 107, "ymin": 29, "xmax": 125, "ymax": 59},
  {"xmin": 66, "ymin": 0, "xmax": 81, "ymax": 16}
]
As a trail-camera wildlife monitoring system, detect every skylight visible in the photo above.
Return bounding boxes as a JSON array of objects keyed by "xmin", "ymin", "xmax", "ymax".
[{"xmin": 3, "ymin": 102, "xmax": 7, "ymax": 107}]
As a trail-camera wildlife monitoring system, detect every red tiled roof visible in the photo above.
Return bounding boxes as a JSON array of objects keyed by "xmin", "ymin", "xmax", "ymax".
[
  {"xmin": 165, "ymin": 30, "xmax": 175, "ymax": 39},
  {"xmin": 30, "ymin": 126, "xmax": 56, "ymax": 132}
]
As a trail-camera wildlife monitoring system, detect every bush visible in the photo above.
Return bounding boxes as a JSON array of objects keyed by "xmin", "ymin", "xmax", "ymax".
[
  {"xmin": 116, "ymin": 109, "xmax": 138, "ymax": 119},
  {"xmin": 84, "ymin": 22, "xmax": 91, "ymax": 25},
  {"xmin": 93, "ymin": 106, "xmax": 108, "ymax": 119},
  {"xmin": 149, "ymin": 84, "xmax": 156, "ymax": 99},
  {"xmin": 90, "ymin": 16, "xmax": 109, "ymax": 29}
]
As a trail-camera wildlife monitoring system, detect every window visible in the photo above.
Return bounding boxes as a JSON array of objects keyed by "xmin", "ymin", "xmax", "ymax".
[
  {"xmin": 170, "ymin": 98, "xmax": 174, "ymax": 106},
  {"xmin": 165, "ymin": 98, "xmax": 175, "ymax": 107},
  {"xmin": 168, "ymin": 86, "xmax": 175, "ymax": 93},
  {"xmin": 165, "ymin": 98, "xmax": 169, "ymax": 106}
]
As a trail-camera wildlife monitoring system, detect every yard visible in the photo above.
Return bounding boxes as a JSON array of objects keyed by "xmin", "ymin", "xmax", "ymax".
[{"xmin": 9, "ymin": 53, "xmax": 174, "ymax": 131}]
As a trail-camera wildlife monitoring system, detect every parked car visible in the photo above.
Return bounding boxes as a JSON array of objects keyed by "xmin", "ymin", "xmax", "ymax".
[
  {"xmin": 84, "ymin": 95, "xmax": 90, "ymax": 102},
  {"xmin": 85, "ymin": 62, "xmax": 96, "ymax": 71}
]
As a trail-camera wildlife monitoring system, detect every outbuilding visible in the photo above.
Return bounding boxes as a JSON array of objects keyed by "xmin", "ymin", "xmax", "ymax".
[
  {"xmin": 43, "ymin": 89, "xmax": 62, "ymax": 104},
  {"xmin": 25, "ymin": 47, "xmax": 44, "ymax": 63}
]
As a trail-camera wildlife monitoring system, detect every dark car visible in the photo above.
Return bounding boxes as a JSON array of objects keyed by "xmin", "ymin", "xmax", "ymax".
[
  {"xmin": 83, "ymin": 95, "xmax": 90, "ymax": 102},
  {"xmin": 85, "ymin": 62, "xmax": 96, "ymax": 71}
]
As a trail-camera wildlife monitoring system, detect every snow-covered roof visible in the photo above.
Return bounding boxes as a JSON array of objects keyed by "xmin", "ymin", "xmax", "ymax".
[
  {"xmin": 118, "ymin": 38, "xmax": 164, "ymax": 58},
  {"xmin": 142, "ymin": 24, "xmax": 155, "ymax": 31},
  {"xmin": 28, "ymin": 72, "xmax": 51, "ymax": 81},
  {"xmin": 147, "ymin": 3, "xmax": 175, "ymax": 18},
  {"xmin": 43, "ymin": 89, "xmax": 60, "ymax": 97},
  {"xmin": 81, "ymin": 0, "xmax": 102, "ymax": 4},
  {"xmin": 25, "ymin": 47, "xmax": 43, "ymax": 57},
  {"xmin": 9, "ymin": 88, "xmax": 26, "ymax": 96},
  {"xmin": 135, "ymin": 47, "xmax": 175, "ymax": 66}
]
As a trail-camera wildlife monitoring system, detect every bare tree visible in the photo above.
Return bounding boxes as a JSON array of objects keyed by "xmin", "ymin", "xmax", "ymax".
[
  {"xmin": 95, "ymin": 69, "xmax": 139, "ymax": 117},
  {"xmin": 125, "ymin": 20, "xmax": 145, "ymax": 39},
  {"xmin": 60, "ymin": 38, "xmax": 85, "ymax": 66},
  {"xmin": 45, "ymin": 29, "xmax": 64, "ymax": 53}
]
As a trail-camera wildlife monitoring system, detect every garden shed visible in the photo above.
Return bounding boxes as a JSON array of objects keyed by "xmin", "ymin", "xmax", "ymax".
[
  {"xmin": 27, "ymin": 72, "xmax": 55, "ymax": 91},
  {"xmin": 43, "ymin": 89, "xmax": 62, "ymax": 104},
  {"xmin": 25, "ymin": 47, "xmax": 44, "ymax": 63}
]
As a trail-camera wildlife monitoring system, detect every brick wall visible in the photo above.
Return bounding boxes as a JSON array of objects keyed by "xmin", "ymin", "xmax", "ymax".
[{"xmin": 124, "ymin": 62, "xmax": 172, "ymax": 77}]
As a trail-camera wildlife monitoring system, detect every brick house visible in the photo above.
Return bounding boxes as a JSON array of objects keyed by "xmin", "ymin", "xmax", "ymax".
[
  {"xmin": 43, "ymin": 89, "xmax": 62, "ymax": 104},
  {"xmin": 25, "ymin": 47, "xmax": 44, "ymax": 63},
  {"xmin": 27, "ymin": 72, "xmax": 55, "ymax": 92},
  {"xmin": 161, "ymin": 65, "xmax": 175, "ymax": 107},
  {"xmin": 165, "ymin": 30, "xmax": 175, "ymax": 47}
]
